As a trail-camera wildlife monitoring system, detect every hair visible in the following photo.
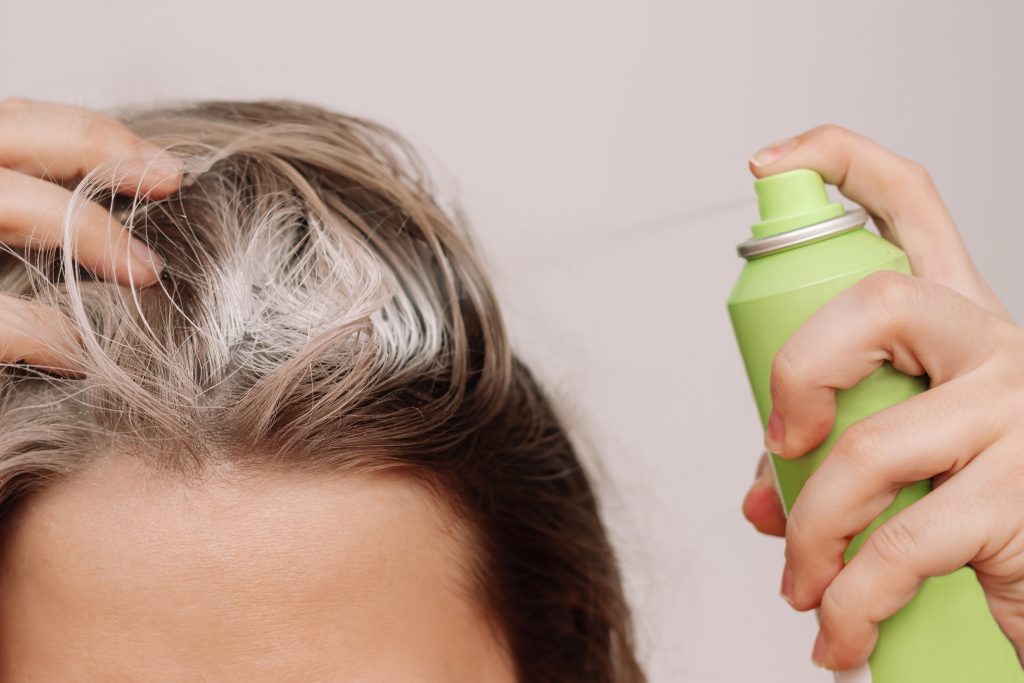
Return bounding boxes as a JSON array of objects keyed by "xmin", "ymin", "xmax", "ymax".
[{"xmin": 0, "ymin": 100, "xmax": 644, "ymax": 682}]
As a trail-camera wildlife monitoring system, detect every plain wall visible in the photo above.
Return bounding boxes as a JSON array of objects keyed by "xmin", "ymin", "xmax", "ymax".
[{"xmin": 4, "ymin": 2, "xmax": 1023, "ymax": 680}]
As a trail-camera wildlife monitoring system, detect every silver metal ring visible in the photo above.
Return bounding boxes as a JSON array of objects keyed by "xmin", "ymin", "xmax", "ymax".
[{"xmin": 737, "ymin": 208, "xmax": 868, "ymax": 260}]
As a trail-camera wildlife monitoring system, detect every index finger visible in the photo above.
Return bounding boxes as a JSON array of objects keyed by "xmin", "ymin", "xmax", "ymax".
[
  {"xmin": 768, "ymin": 271, "xmax": 998, "ymax": 459},
  {"xmin": 749, "ymin": 125, "xmax": 1009, "ymax": 321},
  {"xmin": 0, "ymin": 98, "xmax": 182, "ymax": 197}
]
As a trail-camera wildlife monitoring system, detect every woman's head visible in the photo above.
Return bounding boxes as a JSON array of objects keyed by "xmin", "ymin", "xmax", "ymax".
[{"xmin": 0, "ymin": 101, "xmax": 643, "ymax": 681}]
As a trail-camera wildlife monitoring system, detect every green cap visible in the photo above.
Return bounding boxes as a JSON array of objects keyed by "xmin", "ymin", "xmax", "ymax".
[{"xmin": 752, "ymin": 169, "xmax": 844, "ymax": 238}]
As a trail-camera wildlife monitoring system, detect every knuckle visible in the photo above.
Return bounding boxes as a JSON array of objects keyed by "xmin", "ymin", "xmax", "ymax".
[
  {"xmin": 897, "ymin": 158, "xmax": 934, "ymax": 190},
  {"xmin": 869, "ymin": 517, "xmax": 919, "ymax": 571},
  {"xmin": 807, "ymin": 123, "xmax": 851, "ymax": 142},
  {"xmin": 833, "ymin": 419, "xmax": 887, "ymax": 477},
  {"xmin": 783, "ymin": 513, "xmax": 813, "ymax": 564},
  {"xmin": 802, "ymin": 124, "xmax": 859, "ymax": 160},
  {"xmin": 770, "ymin": 346, "xmax": 802, "ymax": 401},
  {"xmin": 855, "ymin": 270, "xmax": 918, "ymax": 319},
  {"xmin": 819, "ymin": 583, "xmax": 848, "ymax": 627},
  {"xmin": 78, "ymin": 114, "xmax": 137, "ymax": 158}
]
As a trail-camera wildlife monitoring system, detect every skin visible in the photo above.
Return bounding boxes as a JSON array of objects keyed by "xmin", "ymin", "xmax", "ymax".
[
  {"xmin": 0, "ymin": 99, "xmax": 516, "ymax": 681},
  {"xmin": 0, "ymin": 455, "xmax": 515, "ymax": 682},
  {"xmin": 742, "ymin": 126, "xmax": 1024, "ymax": 670}
]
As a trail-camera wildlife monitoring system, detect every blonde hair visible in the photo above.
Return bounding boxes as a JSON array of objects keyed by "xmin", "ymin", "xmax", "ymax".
[{"xmin": 0, "ymin": 101, "xmax": 644, "ymax": 683}]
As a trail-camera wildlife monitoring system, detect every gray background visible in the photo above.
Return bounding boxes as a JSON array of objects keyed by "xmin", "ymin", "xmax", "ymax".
[{"xmin": 4, "ymin": 1, "xmax": 1023, "ymax": 680}]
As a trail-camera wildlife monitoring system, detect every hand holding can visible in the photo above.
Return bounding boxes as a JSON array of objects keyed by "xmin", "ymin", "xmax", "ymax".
[{"xmin": 730, "ymin": 125, "xmax": 1024, "ymax": 680}]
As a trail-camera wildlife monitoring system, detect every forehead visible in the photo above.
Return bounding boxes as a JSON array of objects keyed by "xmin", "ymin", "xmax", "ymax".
[{"xmin": 0, "ymin": 455, "xmax": 513, "ymax": 682}]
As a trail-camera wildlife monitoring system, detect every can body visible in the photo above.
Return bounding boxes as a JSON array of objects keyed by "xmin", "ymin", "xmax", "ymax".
[{"xmin": 728, "ymin": 226, "xmax": 1023, "ymax": 681}]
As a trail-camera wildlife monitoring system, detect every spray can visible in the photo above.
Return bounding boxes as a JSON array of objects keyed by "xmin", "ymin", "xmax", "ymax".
[{"xmin": 727, "ymin": 168, "xmax": 1023, "ymax": 682}]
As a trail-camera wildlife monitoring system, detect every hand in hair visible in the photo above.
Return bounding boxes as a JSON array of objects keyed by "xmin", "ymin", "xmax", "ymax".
[
  {"xmin": 742, "ymin": 125, "xmax": 1024, "ymax": 671},
  {"xmin": 0, "ymin": 98, "xmax": 179, "ymax": 374}
]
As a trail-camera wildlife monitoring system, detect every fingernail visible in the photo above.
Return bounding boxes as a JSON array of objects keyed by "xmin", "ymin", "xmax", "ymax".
[
  {"xmin": 754, "ymin": 467, "xmax": 774, "ymax": 488},
  {"xmin": 129, "ymin": 238, "xmax": 164, "ymax": 278},
  {"xmin": 780, "ymin": 561, "xmax": 795, "ymax": 606},
  {"xmin": 750, "ymin": 136, "xmax": 797, "ymax": 168},
  {"xmin": 136, "ymin": 144, "xmax": 183, "ymax": 179},
  {"xmin": 765, "ymin": 409, "xmax": 785, "ymax": 454},
  {"xmin": 811, "ymin": 630, "xmax": 830, "ymax": 669}
]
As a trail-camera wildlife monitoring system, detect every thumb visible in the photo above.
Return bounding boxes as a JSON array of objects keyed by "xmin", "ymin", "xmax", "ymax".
[{"xmin": 749, "ymin": 125, "xmax": 1010, "ymax": 321}]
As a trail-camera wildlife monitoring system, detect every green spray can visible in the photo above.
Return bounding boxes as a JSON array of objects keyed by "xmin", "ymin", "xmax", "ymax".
[{"xmin": 727, "ymin": 169, "xmax": 1023, "ymax": 682}]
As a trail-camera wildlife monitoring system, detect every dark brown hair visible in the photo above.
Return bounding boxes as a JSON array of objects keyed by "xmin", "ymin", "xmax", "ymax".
[{"xmin": 0, "ymin": 100, "xmax": 645, "ymax": 682}]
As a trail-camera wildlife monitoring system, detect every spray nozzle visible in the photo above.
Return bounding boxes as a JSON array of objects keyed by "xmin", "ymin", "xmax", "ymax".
[{"xmin": 752, "ymin": 169, "xmax": 844, "ymax": 238}]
